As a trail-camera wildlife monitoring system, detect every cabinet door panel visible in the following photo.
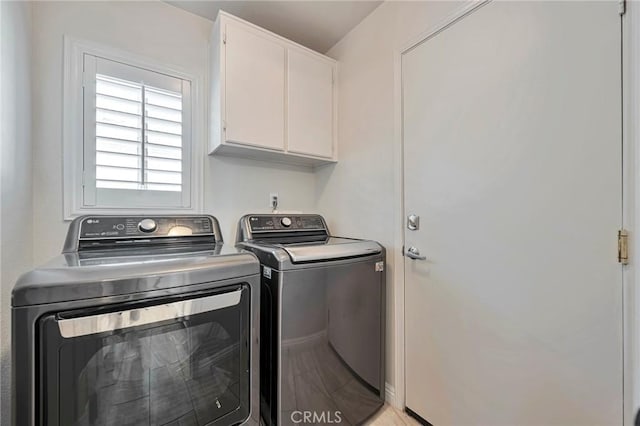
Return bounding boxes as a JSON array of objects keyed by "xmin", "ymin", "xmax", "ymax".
[
  {"xmin": 287, "ymin": 49, "xmax": 334, "ymax": 158},
  {"xmin": 225, "ymin": 22, "xmax": 285, "ymax": 151}
]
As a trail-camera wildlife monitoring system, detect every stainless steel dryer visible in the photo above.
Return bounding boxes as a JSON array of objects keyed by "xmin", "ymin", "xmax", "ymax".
[
  {"xmin": 236, "ymin": 214, "xmax": 385, "ymax": 426},
  {"xmin": 12, "ymin": 215, "xmax": 260, "ymax": 426}
]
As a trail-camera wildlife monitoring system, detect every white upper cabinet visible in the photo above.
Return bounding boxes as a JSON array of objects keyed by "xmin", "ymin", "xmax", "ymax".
[
  {"xmin": 224, "ymin": 21, "xmax": 286, "ymax": 151},
  {"xmin": 210, "ymin": 11, "xmax": 337, "ymax": 166},
  {"xmin": 287, "ymin": 49, "xmax": 334, "ymax": 159}
]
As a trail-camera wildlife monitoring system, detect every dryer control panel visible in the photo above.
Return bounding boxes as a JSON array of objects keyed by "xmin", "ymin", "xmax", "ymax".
[
  {"xmin": 78, "ymin": 216, "xmax": 214, "ymax": 239},
  {"xmin": 64, "ymin": 215, "xmax": 222, "ymax": 252}
]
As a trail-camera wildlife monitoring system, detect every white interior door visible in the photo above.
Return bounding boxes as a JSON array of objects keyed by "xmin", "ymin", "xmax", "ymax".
[{"xmin": 403, "ymin": 2, "xmax": 622, "ymax": 425}]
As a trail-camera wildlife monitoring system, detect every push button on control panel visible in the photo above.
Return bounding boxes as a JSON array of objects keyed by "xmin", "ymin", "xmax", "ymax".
[
  {"xmin": 281, "ymin": 217, "xmax": 292, "ymax": 227},
  {"xmin": 138, "ymin": 218, "xmax": 157, "ymax": 233}
]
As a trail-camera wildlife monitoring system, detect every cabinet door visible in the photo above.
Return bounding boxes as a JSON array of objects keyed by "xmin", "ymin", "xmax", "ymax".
[
  {"xmin": 225, "ymin": 22, "xmax": 285, "ymax": 151},
  {"xmin": 287, "ymin": 49, "xmax": 334, "ymax": 159}
]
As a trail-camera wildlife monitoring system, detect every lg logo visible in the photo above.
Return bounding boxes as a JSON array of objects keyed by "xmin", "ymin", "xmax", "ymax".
[{"xmin": 290, "ymin": 411, "xmax": 343, "ymax": 424}]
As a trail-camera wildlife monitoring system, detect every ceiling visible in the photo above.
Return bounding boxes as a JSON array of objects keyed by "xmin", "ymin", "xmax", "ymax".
[{"xmin": 164, "ymin": 1, "xmax": 382, "ymax": 53}]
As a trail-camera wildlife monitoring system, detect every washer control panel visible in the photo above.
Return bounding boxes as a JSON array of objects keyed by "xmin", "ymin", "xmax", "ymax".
[
  {"xmin": 248, "ymin": 215, "xmax": 325, "ymax": 232},
  {"xmin": 79, "ymin": 216, "xmax": 214, "ymax": 239}
]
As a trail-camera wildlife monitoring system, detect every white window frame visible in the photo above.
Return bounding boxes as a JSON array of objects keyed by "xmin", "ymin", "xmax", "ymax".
[{"xmin": 63, "ymin": 35, "xmax": 204, "ymax": 219}]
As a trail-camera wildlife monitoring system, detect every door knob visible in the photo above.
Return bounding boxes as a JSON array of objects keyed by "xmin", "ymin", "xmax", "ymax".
[{"xmin": 406, "ymin": 246, "xmax": 427, "ymax": 260}]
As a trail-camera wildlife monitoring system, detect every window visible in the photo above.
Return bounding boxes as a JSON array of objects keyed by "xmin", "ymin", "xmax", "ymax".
[
  {"xmin": 63, "ymin": 37, "xmax": 202, "ymax": 218},
  {"xmin": 94, "ymin": 74, "xmax": 184, "ymax": 193},
  {"xmin": 83, "ymin": 55, "xmax": 192, "ymax": 208}
]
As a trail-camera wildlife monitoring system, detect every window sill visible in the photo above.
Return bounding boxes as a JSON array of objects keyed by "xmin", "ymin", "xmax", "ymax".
[{"xmin": 64, "ymin": 206, "xmax": 201, "ymax": 221}]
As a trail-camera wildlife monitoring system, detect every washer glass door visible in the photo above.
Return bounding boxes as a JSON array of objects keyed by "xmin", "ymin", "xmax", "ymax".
[{"xmin": 38, "ymin": 285, "xmax": 250, "ymax": 426}]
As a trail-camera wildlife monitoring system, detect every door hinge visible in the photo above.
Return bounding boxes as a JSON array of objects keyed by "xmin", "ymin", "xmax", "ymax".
[
  {"xmin": 618, "ymin": 229, "xmax": 629, "ymax": 264},
  {"xmin": 619, "ymin": 0, "xmax": 626, "ymax": 16},
  {"xmin": 222, "ymin": 32, "xmax": 226, "ymax": 44},
  {"xmin": 222, "ymin": 120, "xmax": 227, "ymax": 132}
]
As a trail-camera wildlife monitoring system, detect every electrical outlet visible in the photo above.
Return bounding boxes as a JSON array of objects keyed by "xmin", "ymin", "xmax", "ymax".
[{"xmin": 270, "ymin": 193, "xmax": 279, "ymax": 211}]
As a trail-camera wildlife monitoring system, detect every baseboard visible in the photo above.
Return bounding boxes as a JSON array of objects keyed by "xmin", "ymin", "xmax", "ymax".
[{"xmin": 385, "ymin": 382, "xmax": 398, "ymax": 408}]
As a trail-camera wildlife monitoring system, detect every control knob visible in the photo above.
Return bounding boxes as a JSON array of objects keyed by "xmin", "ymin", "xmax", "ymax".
[
  {"xmin": 138, "ymin": 218, "xmax": 157, "ymax": 233},
  {"xmin": 281, "ymin": 217, "xmax": 292, "ymax": 227}
]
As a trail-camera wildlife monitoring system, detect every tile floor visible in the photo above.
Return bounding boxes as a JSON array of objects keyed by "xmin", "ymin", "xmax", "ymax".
[{"xmin": 365, "ymin": 404, "xmax": 421, "ymax": 425}]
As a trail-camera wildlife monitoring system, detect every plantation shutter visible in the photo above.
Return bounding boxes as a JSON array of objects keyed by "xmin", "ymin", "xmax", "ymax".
[{"xmin": 82, "ymin": 54, "xmax": 192, "ymax": 209}]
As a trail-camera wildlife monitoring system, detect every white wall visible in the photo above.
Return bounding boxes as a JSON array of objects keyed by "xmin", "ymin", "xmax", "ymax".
[
  {"xmin": 31, "ymin": 1, "xmax": 317, "ymax": 265},
  {"xmin": 317, "ymin": 0, "xmax": 464, "ymax": 403},
  {"xmin": 0, "ymin": 1, "xmax": 33, "ymax": 423}
]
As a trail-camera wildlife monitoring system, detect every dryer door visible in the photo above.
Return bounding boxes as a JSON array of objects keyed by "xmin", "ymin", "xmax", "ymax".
[{"xmin": 38, "ymin": 285, "xmax": 251, "ymax": 426}]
